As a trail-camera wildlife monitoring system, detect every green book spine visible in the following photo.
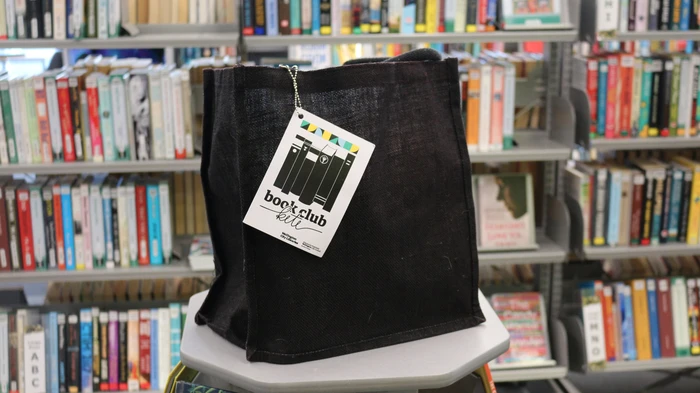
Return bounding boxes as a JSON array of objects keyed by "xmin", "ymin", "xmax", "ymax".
[
  {"xmin": 0, "ymin": 82, "xmax": 18, "ymax": 164},
  {"xmin": 640, "ymin": 59, "xmax": 654, "ymax": 138},
  {"xmin": 23, "ymin": 80, "xmax": 42, "ymax": 164},
  {"xmin": 670, "ymin": 56, "xmax": 682, "ymax": 137}
]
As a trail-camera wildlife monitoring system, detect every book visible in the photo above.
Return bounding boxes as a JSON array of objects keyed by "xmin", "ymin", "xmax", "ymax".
[
  {"xmin": 146, "ymin": 182, "xmax": 162, "ymax": 265},
  {"xmin": 70, "ymin": 182, "xmax": 84, "ymax": 270},
  {"xmin": 690, "ymin": 278, "xmax": 700, "ymax": 355},
  {"xmin": 580, "ymin": 281, "xmax": 606, "ymax": 370},
  {"xmin": 672, "ymin": 277, "xmax": 691, "ymax": 356},
  {"xmin": 29, "ymin": 180, "xmax": 47, "ymax": 270},
  {"xmin": 109, "ymin": 69, "xmax": 131, "ymax": 160},
  {"xmin": 79, "ymin": 309, "xmax": 92, "ymax": 393},
  {"xmin": 85, "ymin": 73, "xmax": 103, "ymax": 162},
  {"xmin": 138, "ymin": 310, "xmax": 150, "ymax": 390},
  {"xmin": 89, "ymin": 175, "xmax": 105, "ymax": 268},
  {"xmin": 56, "ymin": 75, "xmax": 76, "ymax": 162},
  {"xmin": 135, "ymin": 183, "xmax": 149, "ymax": 266},
  {"xmin": 169, "ymin": 304, "xmax": 181, "ymax": 368},
  {"xmin": 23, "ymin": 327, "xmax": 45, "ymax": 393},
  {"xmin": 4, "ymin": 181, "xmax": 21, "ymax": 271},
  {"xmin": 16, "ymin": 185, "xmax": 35, "ymax": 271},
  {"xmin": 0, "ymin": 181, "xmax": 12, "ymax": 272},
  {"xmin": 66, "ymin": 314, "xmax": 79, "ymax": 393},
  {"xmin": 149, "ymin": 310, "xmax": 158, "ymax": 390},
  {"xmin": 97, "ymin": 73, "xmax": 115, "ymax": 162},
  {"xmin": 33, "ymin": 75, "xmax": 52, "ymax": 163},
  {"xmin": 118, "ymin": 312, "xmax": 127, "ymax": 391},
  {"xmin": 0, "ymin": 313, "xmax": 7, "ymax": 393},
  {"xmin": 646, "ymin": 279, "xmax": 662, "ymax": 359},
  {"xmin": 102, "ymin": 178, "xmax": 114, "ymax": 268},
  {"xmin": 672, "ymin": 157, "xmax": 700, "ymax": 244},
  {"xmin": 99, "ymin": 312, "xmax": 108, "ymax": 391},
  {"xmin": 157, "ymin": 308, "xmax": 169, "ymax": 390}
]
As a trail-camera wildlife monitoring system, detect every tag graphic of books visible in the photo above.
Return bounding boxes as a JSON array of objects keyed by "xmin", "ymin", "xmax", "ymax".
[{"xmin": 273, "ymin": 120, "xmax": 359, "ymax": 212}]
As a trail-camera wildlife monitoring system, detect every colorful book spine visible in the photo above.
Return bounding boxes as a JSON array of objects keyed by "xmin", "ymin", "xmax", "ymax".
[
  {"xmin": 136, "ymin": 185, "xmax": 149, "ymax": 266},
  {"xmin": 602, "ymin": 285, "xmax": 616, "ymax": 361},
  {"xmin": 102, "ymin": 184, "xmax": 113, "ymax": 267},
  {"xmin": 48, "ymin": 312, "xmax": 59, "ymax": 393},
  {"xmin": 138, "ymin": 310, "xmax": 151, "ymax": 390},
  {"xmin": 24, "ymin": 77, "xmax": 42, "ymax": 164},
  {"xmin": 108, "ymin": 311, "xmax": 118, "ymax": 391},
  {"xmin": 607, "ymin": 170, "xmax": 622, "ymax": 246},
  {"xmin": 97, "ymin": 75, "xmax": 114, "ymax": 162},
  {"xmin": 70, "ymin": 185, "xmax": 84, "ymax": 270},
  {"xmin": 41, "ymin": 184, "xmax": 56, "ymax": 270},
  {"xmin": 606, "ymin": 55, "xmax": 619, "ymax": 139},
  {"xmin": 56, "ymin": 77, "xmax": 76, "ymax": 162},
  {"xmin": 646, "ymin": 279, "xmax": 662, "ymax": 359},
  {"xmin": 118, "ymin": 312, "xmax": 127, "ymax": 391},
  {"xmin": 126, "ymin": 310, "xmax": 139, "ymax": 392},
  {"xmin": 80, "ymin": 181, "xmax": 92, "ymax": 269},
  {"xmin": 150, "ymin": 310, "xmax": 158, "ymax": 391},
  {"xmin": 620, "ymin": 54, "xmax": 635, "ymax": 137},
  {"xmin": 668, "ymin": 168, "xmax": 684, "ymax": 242},
  {"xmin": 126, "ymin": 181, "xmax": 137, "ymax": 267},
  {"xmin": 597, "ymin": 60, "xmax": 609, "ymax": 138},
  {"xmin": 146, "ymin": 183, "xmax": 162, "ymax": 266},
  {"xmin": 61, "ymin": 181, "xmax": 75, "ymax": 270},
  {"xmin": 0, "ymin": 79, "xmax": 18, "ymax": 164},
  {"xmin": 44, "ymin": 74, "xmax": 64, "ymax": 162},
  {"xmin": 80, "ymin": 309, "xmax": 92, "ymax": 393},
  {"xmin": 169, "ymin": 304, "xmax": 181, "ymax": 369},
  {"xmin": 16, "ymin": 187, "xmax": 34, "ymax": 271},
  {"xmin": 86, "ymin": 75, "xmax": 103, "ymax": 162},
  {"xmin": 33, "ymin": 76, "xmax": 52, "ymax": 163},
  {"xmin": 400, "ymin": 0, "xmax": 415, "ymax": 33},
  {"xmin": 690, "ymin": 278, "xmax": 700, "ymax": 355},
  {"xmin": 670, "ymin": 56, "xmax": 682, "ymax": 136},
  {"xmin": 489, "ymin": 65, "xmax": 504, "ymax": 151},
  {"xmin": 265, "ymin": 0, "xmax": 278, "ymax": 35}
]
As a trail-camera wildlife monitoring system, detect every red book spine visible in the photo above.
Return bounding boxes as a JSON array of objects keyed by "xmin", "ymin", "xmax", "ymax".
[
  {"xmin": 56, "ymin": 78, "xmax": 76, "ymax": 162},
  {"xmin": 136, "ymin": 185, "xmax": 149, "ymax": 266},
  {"xmin": 86, "ymin": 81, "xmax": 103, "ymax": 161},
  {"xmin": 587, "ymin": 58, "xmax": 599, "ymax": 139},
  {"xmin": 437, "ymin": 0, "xmax": 445, "ymax": 32},
  {"xmin": 656, "ymin": 278, "xmax": 676, "ymax": 358},
  {"xmin": 139, "ymin": 310, "xmax": 151, "ymax": 390},
  {"xmin": 33, "ymin": 76, "xmax": 53, "ymax": 163},
  {"xmin": 606, "ymin": 54, "xmax": 619, "ymax": 139},
  {"xmin": 477, "ymin": 0, "xmax": 487, "ymax": 31},
  {"xmin": 16, "ymin": 188, "xmax": 34, "ymax": 271},
  {"xmin": 602, "ymin": 285, "xmax": 616, "ymax": 361},
  {"xmin": 53, "ymin": 183, "xmax": 65, "ymax": 270},
  {"xmin": 619, "ymin": 54, "xmax": 635, "ymax": 138},
  {"xmin": 0, "ymin": 186, "xmax": 11, "ymax": 272},
  {"xmin": 629, "ymin": 174, "xmax": 645, "ymax": 245}
]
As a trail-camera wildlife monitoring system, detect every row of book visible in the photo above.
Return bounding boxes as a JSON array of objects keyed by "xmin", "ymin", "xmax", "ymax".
[
  {"xmin": 573, "ymin": 52, "xmax": 700, "ymax": 140},
  {"xmin": 480, "ymin": 264, "xmax": 536, "ymax": 286},
  {"xmin": 0, "ymin": 304, "xmax": 186, "ymax": 393},
  {"xmin": 45, "ymin": 277, "xmax": 212, "ymax": 304},
  {"xmin": 0, "ymin": 0, "xmax": 237, "ymax": 40},
  {"xmin": 596, "ymin": 0, "xmax": 700, "ymax": 37},
  {"xmin": 241, "ymin": 0, "xmax": 563, "ymax": 36},
  {"xmin": 0, "ymin": 174, "xmax": 174, "ymax": 272},
  {"xmin": 564, "ymin": 156, "xmax": 700, "ymax": 248},
  {"xmin": 0, "ymin": 55, "xmax": 198, "ymax": 165},
  {"xmin": 580, "ymin": 278, "xmax": 700, "ymax": 368},
  {"xmin": 602, "ymin": 256, "xmax": 700, "ymax": 281}
]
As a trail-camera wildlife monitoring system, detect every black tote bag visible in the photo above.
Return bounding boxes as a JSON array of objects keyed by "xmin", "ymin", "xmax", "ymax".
[{"xmin": 195, "ymin": 49, "xmax": 485, "ymax": 364}]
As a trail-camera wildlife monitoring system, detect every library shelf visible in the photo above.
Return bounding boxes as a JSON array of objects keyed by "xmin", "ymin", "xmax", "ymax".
[
  {"xmin": 479, "ymin": 233, "xmax": 566, "ymax": 266},
  {"xmin": 589, "ymin": 136, "xmax": 700, "ymax": 152},
  {"xmin": 599, "ymin": 31, "xmax": 700, "ymax": 42},
  {"xmin": 470, "ymin": 131, "xmax": 571, "ymax": 163},
  {"xmin": 492, "ymin": 365, "xmax": 568, "ymax": 382},
  {"xmin": 0, "ymin": 159, "xmax": 201, "ymax": 175},
  {"xmin": 245, "ymin": 28, "xmax": 578, "ymax": 47},
  {"xmin": 0, "ymin": 263, "xmax": 212, "ymax": 284},
  {"xmin": 583, "ymin": 243, "xmax": 700, "ymax": 260},
  {"xmin": 0, "ymin": 33, "xmax": 241, "ymax": 49},
  {"xmin": 594, "ymin": 358, "xmax": 700, "ymax": 373}
]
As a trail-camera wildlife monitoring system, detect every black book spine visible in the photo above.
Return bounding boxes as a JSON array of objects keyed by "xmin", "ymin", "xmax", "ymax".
[
  {"xmin": 66, "ymin": 314, "xmax": 80, "ymax": 393},
  {"xmin": 415, "ymin": 0, "xmax": 426, "ymax": 29},
  {"xmin": 274, "ymin": 136, "xmax": 306, "ymax": 189},
  {"xmin": 324, "ymin": 153, "xmax": 356, "ymax": 212},
  {"xmin": 661, "ymin": 0, "xmax": 672, "ymax": 29},
  {"xmin": 281, "ymin": 141, "xmax": 311, "ymax": 194},
  {"xmin": 679, "ymin": 169, "xmax": 692, "ymax": 242},
  {"xmin": 641, "ymin": 172, "xmax": 655, "ymax": 244},
  {"xmin": 660, "ymin": 59, "xmax": 674, "ymax": 136},
  {"xmin": 243, "ymin": 0, "xmax": 255, "ymax": 34},
  {"xmin": 69, "ymin": 78, "xmax": 84, "ymax": 161},
  {"xmin": 629, "ymin": 0, "xmax": 637, "ymax": 31},
  {"xmin": 361, "ymin": 0, "xmax": 370, "ymax": 29},
  {"xmin": 42, "ymin": 0, "xmax": 53, "ymax": 38},
  {"xmin": 466, "ymin": 0, "xmax": 477, "ymax": 26},
  {"xmin": 58, "ymin": 313, "xmax": 67, "ymax": 393},
  {"xmin": 691, "ymin": 0, "xmax": 699, "ymax": 30},
  {"xmin": 290, "ymin": 146, "xmax": 320, "ymax": 196},
  {"xmin": 92, "ymin": 311, "xmax": 100, "ymax": 392},
  {"xmin": 649, "ymin": 0, "xmax": 660, "ymax": 30},
  {"xmin": 320, "ymin": 0, "xmax": 331, "ymax": 33},
  {"xmin": 118, "ymin": 314, "xmax": 127, "ymax": 389},
  {"xmin": 660, "ymin": 167, "xmax": 673, "ymax": 243},
  {"xmin": 27, "ymin": 0, "xmax": 43, "ymax": 38},
  {"xmin": 650, "ymin": 59, "xmax": 663, "ymax": 131},
  {"xmin": 589, "ymin": 169, "xmax": 598, "ymax": 245},
  {"xmin": 278, "ymin": 0, "xmax": 291, "ymax": 34},
  {"xmin": 352, "ymin": 0, "xmax": 362, "ymax": 31},
  {"xmin": 380, "ymin": 0, "xmax": 389, "ymax": 32},
  {"xmin": 299, "ymin": 149, "xmax": 335, "ymax": 205},
  {"xmin": 42, "ymin": 184, "xmax": 56, "ymax": 270},
  {"xmin": 593, "ymin": 168, "xmax": 608, "ymax": 245},
  {"xmin": 313, "ymin": 155, "xmax": 344, "ymax": 205},
  {"xmin": 111, "ymin": 186, "xmax": 120, "ymax": 266}
]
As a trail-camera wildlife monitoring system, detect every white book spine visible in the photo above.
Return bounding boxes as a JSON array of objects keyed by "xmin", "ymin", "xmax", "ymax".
[
  {"xmin": 71, "ymin": 187, "xmax": 84, "ymax": 269},
  {"xmin": 0, "ymin": 1, "xmax": 6, "ymax": 40},
  {"xmin": 126, "ymin": 183, "xmax": 137, "ymax": 264},
  {"xmin": 160, "ymin": 74, "xmax": 175, "ymax": 160},
  {"xmin": 208, "ymin": 0, "xmax": 215, "ymax": 23},
  {"xmin": 15, "ymin": 0, "xmax": 26, "ymax": 38},
  {"xmin": 72, "ymin": 0, "xmax": 84, "ymax": 37},
  {"xmin": 596, "ymin": 0, "xmax": 619, "ymax": 36},
  {"xmin": 117, "ymin": 184, "xmax": 129, "ymax": 267},
  {"xmin": 0, "ymin": 94, "xmax": 7, "ymax": 164},
  {"xmin": 170, "ymin": 73, "xmax": 186, "ymax": 158},
  {"xmin": 0, "ymin": 313, "xmax": 7, "ymax": 393},
  {"xmin": 90, "ymin": 184, "xmax": 105, "ymax": 265},
  {"xmin": 9, "ymin": 80, "xmax": 28, "ymax": 164},
  {"xmin": 16, "ymin": 310, "xmax": 25, "ymax": 393},
  {"xmin": 180, "ymin": 72, "xmax": 194, "ymax": 158},
  {"xmin": 502, "ymin": 64, "xmax": 515, "ymax": 150},
  {"xmin": 189, "ymin": 0, "xmax": 198, "ymax": 24},
  {"xmin": 148, "ymin": 74, "xmax": 165, "ymax": 160},
  {"xmin": 444, "ymin": 0, "xmax": 455, "ymax": 31},
  {"xmin": 23, "ymin": 330, "xmax": 46, "ymax": 393},
  {"xmin": 98, "ymin": 77, "xmax": 115, "ymax": 161},
  {"xmin": 110, "ymin": 78, "xmax": 129, "ymax": 159},
  {"xmin": 157, "ymin": 308, "xmax": 170, "ymax": 390},
  {"xmin": 331, "ymin": 0, "xmax": 341, "ymax": 34},
  {"xmin": 453, "ymin": 0, "xmax": 465, "ymax": 32},
  {"xmin": 44, "ymin": 77, "xmax": 63, "ymax": 160},
  {"xmin": 81, "ymin": 182, "xmax": 92, "ymax": 269},
  {"xmin": 5, "ymin": 0, "xmax": 15, "ymax": 39},
  {"xmin": 636, "ymin": 0, "xmax": 648, "ymax": 32},
  {"xmin": 52, "ymin": 0, "xmax": 65, "ymax": 39},
  {"xmin": 97, "ymin": 0, "xmax": 108, "ymax": 39},
  {"xmin": 108, "ymin": 0, "xmax": 120, "ymax": 36},
  {"xmin": 158, "ymin": 182, "xmax": 172, "ymax": 263},
  {"xmin": 197, "ymin": 0, "xmax": 208, "ymax": 23},
  {"xmin": 478, "ymin": 64, "xmax": 492, "ymax": 153},
  {"xmin": 29, "ymin": 189, "xmax": 46, "ymax": 268},
  {"xmin": 672, "ymin": 279, "xmax": 691, "ymax": 352},
  {"xmin": 23, "ymin": 79, "xmax": 41, "ymax": 164},
  {"xmin": 619, "ymin": 0, "xmax": 628, "ymax": 32}
]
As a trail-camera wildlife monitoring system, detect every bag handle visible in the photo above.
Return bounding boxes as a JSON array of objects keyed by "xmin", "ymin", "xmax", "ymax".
[{"xmin": 343, "ymin": 48, "xmax": 442, "ymax": 65}]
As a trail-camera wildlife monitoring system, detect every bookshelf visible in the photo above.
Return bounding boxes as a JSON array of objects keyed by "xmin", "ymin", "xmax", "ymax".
[
  {"xmin": 589, "ymin": 137, "xmax": 700, "ymax": 152},
  {"xmin": 597, "ymin": 31, "xmax": 700, "ymax": 42},
  {"xmin": 470, "ymin": 131, "xmax": 571, "ymax": 163},
  {"xmin": 0, "ymin": 33, "xmax": 241, "ymax": 49},
  {"xmin": 0, "ymin": 159, "xmax": 201, "ymax": 175},
  {"xmin": 492, "ymin": 366, "xmax": 569, "ymax": 382},
  {"xmin": 0, "ymin": 263, "xmax": 212, "ymax": 284},
  {"xmin": 596, "ymin": 358, "xmax": 700, "ymax": 373},
  {"xmin": 583, "ymin": 244, "xmax": 700, "ymax": 260},
  {"xmin": 479, "ymin": 232, "xmax": 567, "ymax": 267}
]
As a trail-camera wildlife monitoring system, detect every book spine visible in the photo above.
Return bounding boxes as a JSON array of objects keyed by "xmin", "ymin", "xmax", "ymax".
[
  {"xmin": 97, "ymin": 77, "xmax": 114, "ymax": 162},
  {"xmin": 489, "ymin": 65, "xmax": 504, "ymax": 151},
  {"xmin": 96, "ymin": 0, "xmax": 107, "ymax": 38},
  {"xmin": 169, "ymin": 75, "xmax": 186, "ymax": 160},
  {"xmin": 169, "ymin": 304, "xmax": 181, "ymax": 368},
  {"xmin": 678, "ymin": 56, "xmax": 693, "ymax": 136},
  {"xmin": 29, "ymin": 187, "xmax": 46, "ymax": 270},
  {"xmin": 290, "ymin": 0, "xmax": 301, "ymax": 33},
  {"xmin": 118, "ymin": 312, "xmax": 126, "ymax": 391},
  {"xmin": 126, "ymin": 310, "xmax": 139, "ymax": 391},
  {"xmin": 41, "ymin": 186, "xmax": 56, "ymax": 270},
  {"xmin": 424, "ymin": 0, "xmax": 435, "ymax": 32},
  {"xmin": 502, "ymin": 64, "xmax": 515, "ymax": 150},
  {"xmin": 117, "ymin": 185, "xmax": 129, "ymax": 268},
  {"xmin": 254, "ymin": 0, "xmax": 266, "ymax": 34},
  {"xmin": 110, "ymin": 185, "xmax": 121, "ymax": 267},
  {"xmin": 56, "ymin": 79, "xmax": 76, "ymax": 162},
  {"xmin": 584, "ymin": 58, "xmax": 599, "ymax": 139},
  {"xmin": 126, "ymin": 183, "xmax": 137, "ymax": 266},
  {"xmin": 8, "ymin": 80, "xmax": 27, "ymax": 164},
  {"xmin": 0, "ymin": 313, "xmax": 7, "ymax": 393},
  {"xmin": 602, "ymin": 285, "xmax": 616, "ymax": 361},
  {"xmin": 80, "ymin": 183, "xmax": 91, "ymax": 269},
  {"xmin": 622, "ymin": 285, "xmax": 638, "ymax": 360},
  {"xmin": 686, "ymin": 166, "xmax": 700, "ymax": 244},
  {"xmin": 607, "ymin": 170, "xmax": 622, "ymax": 246},
  {"xmin": 65, "ymin": 314, "xmax": 78, "ymax": 393},
  {"xmin": 23, "ymin": 330, "xmax": 46, "ymax": 393},
  {"xmin": 597, "ymin": 60, "xmax": 609, "ymax": 138},
  {"xmin": 98, "ymin": 312, "xmax": 108, "ymax": 391},
  {"xmin": 107, "ymin": 312, "xmax": 118, "ymax": 391},
  {"xmin": 243, "ymin": 0, "xmax": 254, "ymax": 34},
  {"xmin": 593, "ymin": 168, "xmax": 608, "ymax": 246},
  {"xmin": 157, "ymin": 309, "xmax": 169, "ymax": 390},
  {"xmin": 641, "ymin": 171, "xmax": 654, "ymax": 245},
  {"xmin": 0, "ymin": 187, "xmax": 10, "ymax": 272},
  {"xmin": 5, "ymin": 186, "xmax": 20, "ymax": 271},
  {"xmin": 668, "ymin": 168, "xmax": 683, "ymax": 241},
  {"xmin": 146, "ymin": 184, "xmax": 162, "ymax": 266},
  {"xmin": 320, "ymin": 0, "xmax": 331, "ymax": 34},
  {"xmin": 79, "ymin": 309, "xmax": 92, "ymax": 393},
  {"xmin": 389, "ymin": 0, "xmax": 403, "ymax": 32},
  {"xmin": 478, "ymin": 64, "xmax": 491, "ymax": 152},
  {"xmin": 0, "ymin": 81, "xmax": 17, "ymax": 164},
  {"xmin": 23, "ymin": 78, "xmax": 42, "ymax": 164},
  {"xmin": 160, "ymin": 74, "xmax": 174, "ymax": 160},
  {"xmin": 279, "ymin": 0, "xmax": 291, "ymax": 34},
  {"xmin": 660, "ymin": 58, "xmax": 674, "ymax": 136},
  {"xmin": 180, "ymin": 73, "xmax": 194, "ymax": 159},
  {"xmin": 606, "ymin": 55, "xmax": 619, "ymax": 139},
  {"xmin": 33, "ymin": 77, "xmax": 52, "ymax": 163},
  {"xmin": 8, "ymin": 314, "xmax": 16, "ymax": 393},
  {"xmin": 90, "ymin": 309, "xmax": 99, "ymax": 392},
  {"xmin": 414, "ymin": 0, "xmax": 425, "ymax": 31},
  {"xmin": 661, "ymin": 0, "xmax": 672, "ymax": 28},
  {"xmin": 44, "ymin": 76, "xmax": 63, "ymax": 162},
  {"xmin": 61, "ymin": 184, "xmax": 74, "ymax": 270},
  {"xmin": 89, "ymin": 183, "xmax": 104, "ymax": 268},
  {"xmin": 619, "ymin": 55, "xmax": 634, "ymax": 137},
  {"xmin": 672, "ymin": 0, "xmax": 682, "ymax": 28},
  {"xmin": 670, "ymin": 57, "xmax": 682, "ymax": 136},
  {"xmin": 657, "ymin": 279, "xmax": 676, "ymax": 358},
  {"xmin": 107, "ymin": 0, "xmax": 119, "ymax": 37},
  {"xmin": 147, "ymin": 74, "xmax": 164, "ymax": 160},
  {"xmin": 16, "ymin": 188, "xmax": 34, "ymax": 271},
  {"xmin": 102, "ymin": 185, "xmax": 113, "ymax": 267},
  {"xmin": 689, "ymin": 278, "xmax": 700, "ymax": 354},
  {"xmin": 27, "ymin": 0, "xmax": 42, "ymax": 38},
  {"xmin": 465, "ymin": 66, "xmax": 480, "ymax": 152},
  {"xmin": 149, "ymin": 310, "xmax": 158, "ymax": 390},
  {"xmin": 672, "ymin": 277, "xmax": 691, "ymax": 356},
  {"xmin": 645, "ymin": 279, "xmax": 662, "ymax": 358},
  {"xmin": 399, "ymin": 0, "xmax": 414, "ymax": 33},
  {"xmin": 109, "ymin": 76, "xmax": 130, "ymax": 161},
  {"xmin": 158, "ymin": 181, "xmax": 172, "ymax": 264},
  {"xmin": 679, "ymin": 169, "xmax": 693, "ymax": 242},
  {"xmin": 660, "ymin": 168, "xmax": 673, "ymax": 243},
  {"xmin": 136, "ymin": 185, "xmax": 149, "ymax": 266},
  {"xmin": 70, "ymin": 186, "xmax": 83, "ymax": 270},
  {"xmin": 86, "ymin": 78, "xmax": 102, "ymax": 162},
  {"xmin": 51, "ymin": 184, "xmax": 64, "ymax": 270},
  {"xmin": 649, "ymin": 59, "xmax": 663, "ymax": 137}
]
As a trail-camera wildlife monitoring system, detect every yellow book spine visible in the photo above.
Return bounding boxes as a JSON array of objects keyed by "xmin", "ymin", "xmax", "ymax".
[
  {"xmin": 687, "ymin": 169, "xmax": 700, "ymax": 244},
  {"xmin": 425, "ymin": 0, "xmax": 437, "ymax": 33},
  {"xmin": 631, "ymin": 279, "xmax": 652, "ymax": 360},
  {"xmin": 466, "ymin": 67, "xmax": 481, "ymax": 150}
]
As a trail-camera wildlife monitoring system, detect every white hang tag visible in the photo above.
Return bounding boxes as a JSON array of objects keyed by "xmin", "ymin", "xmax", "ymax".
[{"xmin": 243, "ymin": 108, "xmax": 375, "ymax": 257}]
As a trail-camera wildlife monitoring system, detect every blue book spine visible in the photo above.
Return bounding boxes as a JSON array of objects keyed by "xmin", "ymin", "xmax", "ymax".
[
  {"xmin": 486, "ymin": 0, "xmax": 497, "ymax": 26},
  {"xmin": 61, "ymin": 185, "xmax": 75, "ymax": 270},
  {"xmin": 400, "ymin": 2, "xmax": 415, "ymax": 33},
  {"xmin": 312, "ymin": 0, "xmax": 321, "ymax": 34},
  {"xmin": 66, "ymin": 0, "xmax": 74, "ymax": 38},
  {"xmin": 646, "ymin": 279, "xmax": 662, "ymax": 359},
  {"xmin": 150, "ymin": 309, "xmax": 158, "ymax": 390},
  {"xmin": 607, "ymin": 171, "xmax": 622, "ymax": 246},
  {"xmin": 623, "ymin": 286, "xmax": 638, "ymax": 360},
  {"xmin": 266, "ymin": 0, "xmax": 279, "ymax": 35},
  {"xmin": 669, "ymin": 168, "xmax": 684, "ymax": 241},
  {"xmin": 80, "ymin": 309, "xmax": 93, "ymax": 393},
  {"xmin": 681, "ymin": 0, "xmax": 691, "ymax": 30},
  {"xmin": 49, "ymin": 312, "xmax": 59, "ymax": 393},
  {"xmin": 169, "ymin": 304, "xmax": 181, "ymax": 369},
  {"xmin": 597, "ymin": 60, "xmax": 608, "ymax": 138},
  {"xmin": 147, "ymin": 184, "xmax": 163, "ymax": 265},
  {"xmin": 102, "ymin": 189, "xmax": 113, "ymax": 265},
  {"xmin": 290, "ymin": 0, "xmax": 301, "ymax": 32}
]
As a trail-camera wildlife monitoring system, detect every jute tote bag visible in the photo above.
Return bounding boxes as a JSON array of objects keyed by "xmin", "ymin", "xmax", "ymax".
[{"xmin": 195, "ymin": 49, "xmax": 485, "ymax": 364}]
